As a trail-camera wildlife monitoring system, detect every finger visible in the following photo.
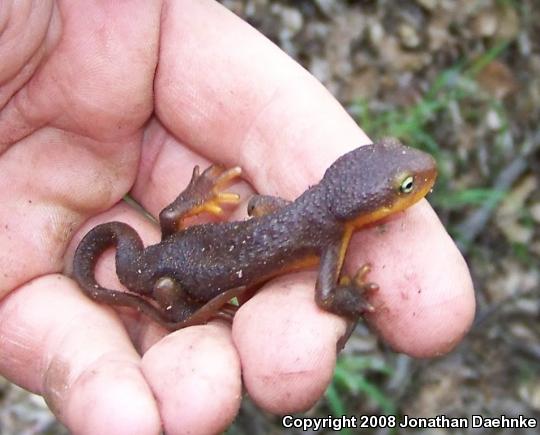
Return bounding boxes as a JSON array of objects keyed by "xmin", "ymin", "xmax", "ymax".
[
  {"xmin": 232, "ymin": 272, "xmax": 344, "ymax": 413},
  {"xmin": 346, "ymin": 202, "xmax": 475, "ymax": 357},
  {"xmin": 0, "ymin": 0, "xmax": 159, "ymax": 145},
  {"xmin": 0, "ymin": 274, "xmax": 160, "ymax": 434},
  {"xmin": 141, "ymin": 322, "xmax": 242, "ymax": 434},
  {"xmin": 154, "ymin": 0, "xmax": 370, "ymax": 197}
]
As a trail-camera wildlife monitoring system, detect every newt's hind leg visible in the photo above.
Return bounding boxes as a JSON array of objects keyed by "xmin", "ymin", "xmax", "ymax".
[
  {"xmin": 247, "ymin": 195, "xmax": 291, "ymax": 217},
  {"xmin": 159, "ymin": 165, "xmax": 242, "ymax": 237},
  {"xmin": 152, "ymin": 276, "xmax": 246, "ymax": 329},
  {"xmin": 151, "ymin": 277, "xmax": 203, "ymax": 324}
]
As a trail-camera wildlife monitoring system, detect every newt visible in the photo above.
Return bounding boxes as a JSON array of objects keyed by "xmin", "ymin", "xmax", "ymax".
[{"xmin": 72, "ymin": 138, "xmax": 437, "ymax": 330}]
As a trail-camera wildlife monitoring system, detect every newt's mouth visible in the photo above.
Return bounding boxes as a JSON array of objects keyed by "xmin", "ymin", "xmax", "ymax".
[
  {"xmin": 392, "ymin": 165, "xmax": 438, "ymax": 212},
  {"xmin": 351, "ymin": 165, "xmax": 437, "ymax": 228},
  {"xmin": 397, "ymin": 165, "xmax": 438, "ymax": 209}
]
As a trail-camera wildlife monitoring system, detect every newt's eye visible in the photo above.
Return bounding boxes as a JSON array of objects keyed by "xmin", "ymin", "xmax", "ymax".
[{"xmin": 399, "ymin": 175, "xmax": 414, "ymax": 194}]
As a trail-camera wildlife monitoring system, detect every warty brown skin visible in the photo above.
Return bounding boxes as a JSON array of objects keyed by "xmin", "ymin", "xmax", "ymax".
[{"xmin": 72, "ymin": 138, "xmax": 437, "ymax": 330}]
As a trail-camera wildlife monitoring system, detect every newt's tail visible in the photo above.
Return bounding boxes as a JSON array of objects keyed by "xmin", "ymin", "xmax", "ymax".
[
  {"xmin": 72, "ymin": 222, "xmax": 165, "ymax": 319},
  {"xmin": 72, "ymin": 222, "xmax": 247, "ymax": 330}
]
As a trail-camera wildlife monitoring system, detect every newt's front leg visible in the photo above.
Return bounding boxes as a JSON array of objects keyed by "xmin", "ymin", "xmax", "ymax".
[
  {"xmin": 159, "ymin": 165, "xmax": 242, "ymax": 237},
  {"xmin": 315, "ymin": 228, "xmax": 378, "ymax": 318},
  {"xmin": 315, "ymin": 232, "xmax": 378, "ymax": 349}
]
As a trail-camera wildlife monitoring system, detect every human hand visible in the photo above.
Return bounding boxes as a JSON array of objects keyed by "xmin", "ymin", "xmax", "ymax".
[{"xmin": 0, "ymin": 1, "xmax": 475, "ymax": 434}]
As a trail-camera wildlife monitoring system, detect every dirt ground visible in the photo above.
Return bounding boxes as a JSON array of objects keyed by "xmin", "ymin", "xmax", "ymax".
[{"xmin": 1, "ymin": 1, "xmax": 539, "ymax": 434}]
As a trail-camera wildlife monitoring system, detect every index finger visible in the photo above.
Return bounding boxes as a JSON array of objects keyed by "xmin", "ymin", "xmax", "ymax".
[{"xmin": 154, "ymin": 1, "xmax": 370, "ymax": 197}]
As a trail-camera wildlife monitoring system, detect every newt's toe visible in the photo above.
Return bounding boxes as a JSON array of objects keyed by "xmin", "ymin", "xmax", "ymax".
[{"xmin": 213, "ymin": 166, "xmax": 242, "ymax": 190}]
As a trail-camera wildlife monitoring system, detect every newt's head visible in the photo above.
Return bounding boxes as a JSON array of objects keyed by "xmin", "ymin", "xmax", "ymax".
[{"xmin": 323, "ymin": 138, "xmax": 437, "ymax": 226}]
